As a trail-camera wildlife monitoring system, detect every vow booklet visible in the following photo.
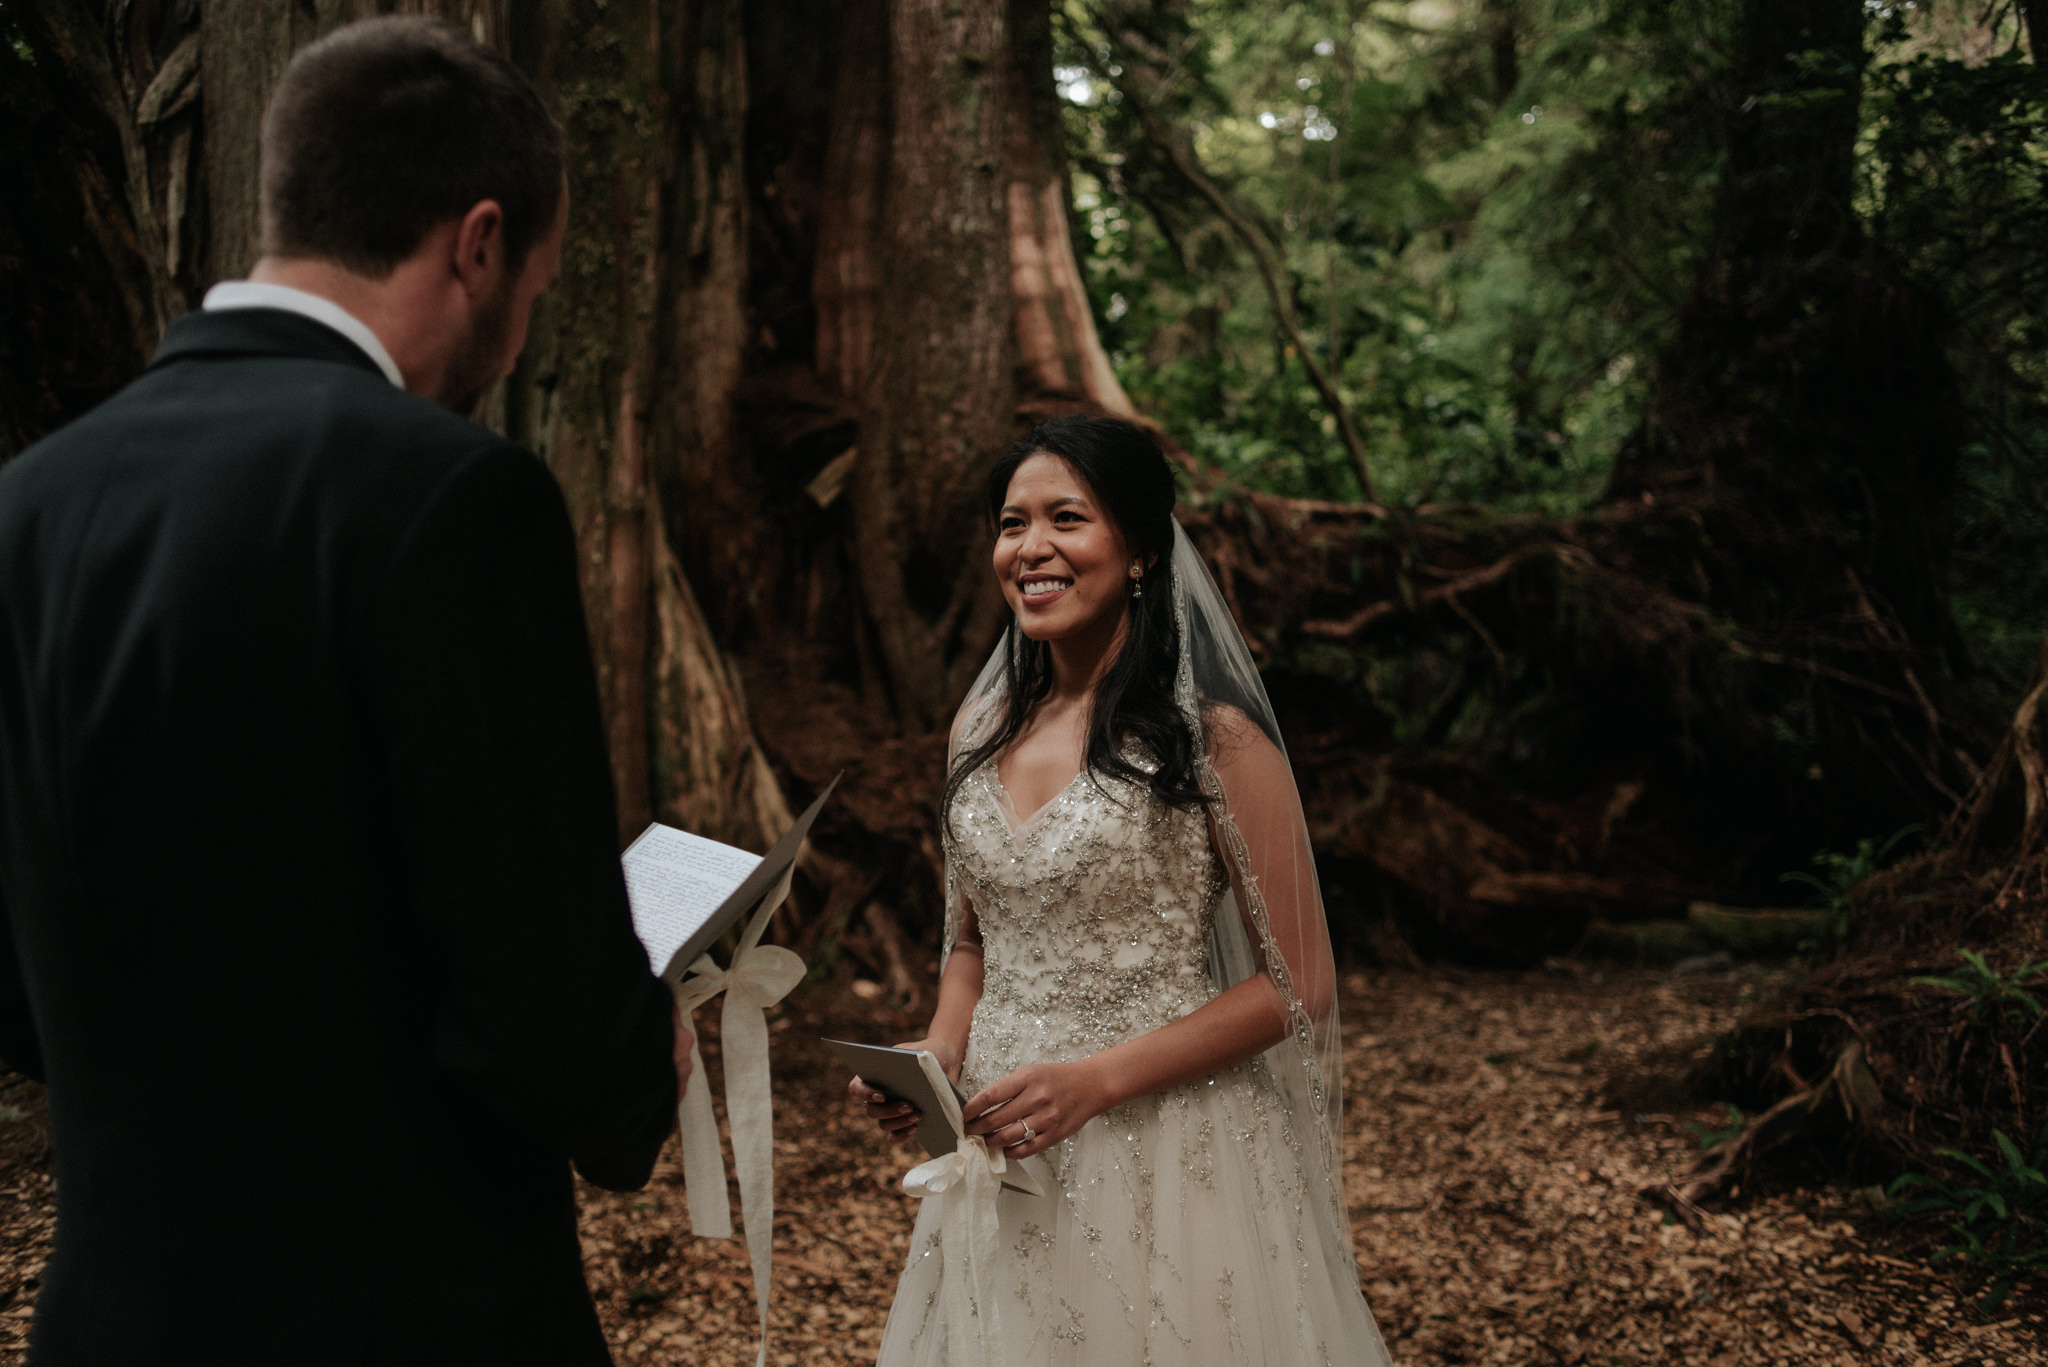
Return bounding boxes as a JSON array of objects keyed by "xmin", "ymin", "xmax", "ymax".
[
  {"xmin": 824, "ymin": 1039, "xmax": 1044, "ymax": 1197},
  {"xmin": 623, "ymin": 776, "xmax": 838, "ymax": 988}
]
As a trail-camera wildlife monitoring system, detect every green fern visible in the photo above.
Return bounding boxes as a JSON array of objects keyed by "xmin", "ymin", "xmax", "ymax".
[
  {"xmin": 1778, "ymin": 825, "xmax": 1922, "ymax": 941},
  {"xmin": 1889, "ymin": 1121, "xmax": 2048, "ymax": 1310},
  {"xmin": 1911, "ymin": 949, "xmax": 2046, "ymax": 1025}
]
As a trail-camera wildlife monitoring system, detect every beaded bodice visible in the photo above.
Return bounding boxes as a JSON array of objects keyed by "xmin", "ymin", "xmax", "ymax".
[{"xmin": 946, "ymin": 759, "xmax": 1229, "ymax": 1087}]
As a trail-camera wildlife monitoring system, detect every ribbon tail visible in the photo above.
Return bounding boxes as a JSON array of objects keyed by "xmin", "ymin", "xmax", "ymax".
[
  {"xmin": 724, "ymin": 982, "xmax": 777, "ymax": 1367},
  {"xmin": 667, "ymin": 913, "xmax": 801, "ymax": 1367},
  {"xmin": 675, "ymin": 1035, "xmax": 732, "ymax": 1239},
  {"xmin": 940, "ymin": 1178, "xmax": 978, "ymax": 1367},
  {"xmin": 914, "ymin": 1136, "xmax": 1007, "ymax": 1367},
  {"xmin": 966, "ymin": 1146, "xmax": 1007, "ymax": 1367}
]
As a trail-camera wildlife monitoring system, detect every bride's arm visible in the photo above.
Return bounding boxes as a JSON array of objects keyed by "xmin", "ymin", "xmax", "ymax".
[
  {"xmin": 963, "ymin": 716, "xmax": 1328, "ymax": 1159},
  {"xmin": 958, "ymin": 957, "xmax": 1287, "ymax": 1159},
  {"xmin": 902, "ymin": 902, "xmax": 984, "ymax": 1080},
  {"xmin": 962, "ymin": 973, "xmax": 1287, "ymax": 1148},
  {"xmin": 848, "ymin": 900, "xmax": 985, "ymax": 1145}
]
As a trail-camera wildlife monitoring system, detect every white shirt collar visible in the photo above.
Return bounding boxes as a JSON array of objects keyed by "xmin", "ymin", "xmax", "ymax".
[{"xmin": 201, "ymin": 281, "xmax": 406, "ymax": 389}]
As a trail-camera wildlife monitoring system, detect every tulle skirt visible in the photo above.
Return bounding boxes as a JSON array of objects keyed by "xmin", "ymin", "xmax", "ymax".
[{"xmin": 873, "ymin": 1059, "xmax": 1391, "ymax": 1367}]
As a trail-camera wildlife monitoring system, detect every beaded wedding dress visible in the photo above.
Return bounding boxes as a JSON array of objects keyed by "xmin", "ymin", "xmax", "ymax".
[{"xmin": 873, "ymin": 528, "xmax": 1392, "ymax": 1367}]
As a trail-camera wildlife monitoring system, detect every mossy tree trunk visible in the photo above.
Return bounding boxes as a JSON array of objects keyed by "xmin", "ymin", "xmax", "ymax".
[
  {"xmin": 506, "ymin": 0, "xmax": 792, "ymax": 848},
  {"xmin": 0, "ymin": 0, "xmax": 792, "ymax": 854},
  {"xmin": 0, "ymin": 0, "xmax": 1122, "ymax": 919},
  {"xmin": 846, "ymin": 0, "xmax": 1020, "ymax": 733}
]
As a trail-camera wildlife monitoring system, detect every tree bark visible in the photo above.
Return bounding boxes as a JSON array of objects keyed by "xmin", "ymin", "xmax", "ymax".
[
  {"xmin": 2013, "ymin": 631, "xmax": 2048, "ymax": 860},
  {"xmin": 1005, "ymin": 0, "xmax": 1134, "ymax": 413},
  {"xmin": 850, "ymin": 0, "xmax": 1018, "ymax": 732},
  {"xmin": 2, "ymin": 0, "xmax": 1140, "ymax": 940},
  {"xmin": 812, "ymin": 0, "xmax": 891, "ymax": 405},
  {"xmin": 652, "ymin": 1, "xmax": 799, "ymax": 847},
  {"xmin": 1483, "ymin": 0, "xmax": 1518, "ymax": 105},
  {"xmin": 35, "ymin": 0, "xmax": 185, "ymax": 334},
  {"xmin": 0, "ymin": 4, "xmax": 165, "ymax": 457},
  {"xmin": 1, "ymin": 0, "xmax": 790, "ymax": 855},
  {"xmin": 198, "ymin": 0, "xmax": 305, "ymax": 285},
  {"xmin": 2022, "ymin": 0, "xmax": 2048, "ymax": 64},
  {"xmin": 506, "ymin": 0, "xmax": 675, "ymax": 843}
]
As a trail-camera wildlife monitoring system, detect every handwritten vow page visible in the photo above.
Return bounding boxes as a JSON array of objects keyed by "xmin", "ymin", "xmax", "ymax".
[{"xmin": 621, "ymin": 826, "xmax": 763, "ymax": 978}]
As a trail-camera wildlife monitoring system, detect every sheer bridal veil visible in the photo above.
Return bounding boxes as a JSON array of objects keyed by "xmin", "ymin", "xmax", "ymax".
[{"xmin": 942, "ymin": 521, "xmax": 1357, "ymax": 1280}]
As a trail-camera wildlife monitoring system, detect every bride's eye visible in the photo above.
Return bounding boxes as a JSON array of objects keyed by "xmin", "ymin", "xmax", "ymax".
[{"xmin": 998, "ymin": 514, "xmax": 1025, "ymax": 532}]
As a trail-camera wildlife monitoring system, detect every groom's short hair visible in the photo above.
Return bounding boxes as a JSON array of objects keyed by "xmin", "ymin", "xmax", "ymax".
[{"xmin": 260, "ymin": 17, "xmax": 564, "ymax": 279}]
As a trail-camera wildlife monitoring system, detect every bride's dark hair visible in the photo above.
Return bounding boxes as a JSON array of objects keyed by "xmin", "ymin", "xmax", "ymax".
[{"xmin": 943, "ymin": 416, "xmax": 1209, "ymax": 825}]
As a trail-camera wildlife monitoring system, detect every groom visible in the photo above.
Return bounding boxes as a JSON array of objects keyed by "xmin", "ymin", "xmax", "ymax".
[{"xmin": 0, "ymin": 18, "xmax": 682, "ymax": 1366}]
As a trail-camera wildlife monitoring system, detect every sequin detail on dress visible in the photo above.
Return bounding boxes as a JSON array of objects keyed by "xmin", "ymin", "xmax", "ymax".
[{"xmin": 873, "ymin": 758, "xmax": 1390, "ymax": 1367}]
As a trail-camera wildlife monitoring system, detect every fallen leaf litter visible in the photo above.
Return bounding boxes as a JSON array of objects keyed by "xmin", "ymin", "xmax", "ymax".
[{"xmin": 0, "ymin": 967, "xmax": 2038, "ymax": 1364}]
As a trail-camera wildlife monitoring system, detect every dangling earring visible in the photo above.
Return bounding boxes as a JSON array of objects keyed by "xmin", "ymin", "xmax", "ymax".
[{"xmin": 1130, "ymin": 566, "xmax": 1144, "ymax": 599}]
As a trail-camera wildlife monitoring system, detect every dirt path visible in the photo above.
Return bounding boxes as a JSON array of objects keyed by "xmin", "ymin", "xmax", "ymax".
[{"xmin": 0, "ymin": 968, "xmax": 2040, "ymax": 1364}]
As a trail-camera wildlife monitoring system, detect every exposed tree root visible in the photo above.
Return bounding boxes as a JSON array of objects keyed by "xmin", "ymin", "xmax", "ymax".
[
  {"xmin": 1642, "ymin": 1037, "xmax": 1885, "ymax": 1230},
  {"xmin": 1649, "ymin": 642, "xmax": 2048, "ymax": 1231}
]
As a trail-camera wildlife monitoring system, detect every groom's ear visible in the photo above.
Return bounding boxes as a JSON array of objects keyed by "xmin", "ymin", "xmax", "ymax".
[{"xmin": 450, "ymin": 199, "xmax": 508, "ymax": 298}]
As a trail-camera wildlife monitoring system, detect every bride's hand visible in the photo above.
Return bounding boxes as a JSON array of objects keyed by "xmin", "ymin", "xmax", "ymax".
[
  {"xmin": 960, "ymin": 1060, "xmax": 1107, "ymax": 1161},
  {"xmin": 846, "ymin": 1036, "xmax": 963, "ymax": 1146}
]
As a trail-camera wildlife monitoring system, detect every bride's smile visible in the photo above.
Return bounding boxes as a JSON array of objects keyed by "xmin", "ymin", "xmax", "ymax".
[
  {"xmin": 1017, "ymin": 573, "xmax": 1070, "ymax": 599},
  {"xmin": 995, "ymin": 452, "xmax": 1134, "ymax": 643}
]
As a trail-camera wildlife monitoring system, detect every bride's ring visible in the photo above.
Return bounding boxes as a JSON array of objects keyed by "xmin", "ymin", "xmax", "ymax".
[{"xmin": 1020, "ymin": 1123, "xmax": 1036, "ymax": 1144}]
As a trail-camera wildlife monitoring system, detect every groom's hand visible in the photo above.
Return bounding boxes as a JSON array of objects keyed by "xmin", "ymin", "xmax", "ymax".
[{"xmin": 673, "ymin": 1004, "xmax": 695, "ymax": 1097}]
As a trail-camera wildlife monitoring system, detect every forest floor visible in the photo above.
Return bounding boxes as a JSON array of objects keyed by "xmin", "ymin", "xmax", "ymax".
[{"xmin": 0, "ymin": 966, "xmax": 2039, "ymax": 1365}]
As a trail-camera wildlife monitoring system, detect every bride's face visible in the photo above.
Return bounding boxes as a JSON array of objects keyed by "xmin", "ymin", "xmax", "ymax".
[{"xmin": 994, "ymin": 453, "xmax": 1133, "ymax": 642}]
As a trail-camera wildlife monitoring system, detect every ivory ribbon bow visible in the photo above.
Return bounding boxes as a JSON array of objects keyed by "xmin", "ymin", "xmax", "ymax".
[
  {"xmin": 670, "ymin": 868, "xmax": 802, "ymax": 1367},
  {"xmin": 902, "ymin": 1134, "xmax": 1011, "ymax": 1367}
]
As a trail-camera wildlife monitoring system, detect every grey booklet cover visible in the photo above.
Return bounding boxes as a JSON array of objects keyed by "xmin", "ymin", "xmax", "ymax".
[
  {"xmin": 623, "ymin": 775, "xmax": 839, "ymax": 989},
  {"xmin": 825, "ymin": 1040, "xmax": 1044, "ymax": 1197}
]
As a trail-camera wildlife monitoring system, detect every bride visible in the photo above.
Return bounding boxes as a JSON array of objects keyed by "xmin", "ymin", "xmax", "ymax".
[{"xmin": 848, "ymin": 416, "xmax": 1391, "ymax": 1366}]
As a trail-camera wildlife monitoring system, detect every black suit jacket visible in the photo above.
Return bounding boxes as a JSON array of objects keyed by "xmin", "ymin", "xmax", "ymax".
[{"xmin": 0, "ymin": 309, "xmax": 677, "ymax": 1365}]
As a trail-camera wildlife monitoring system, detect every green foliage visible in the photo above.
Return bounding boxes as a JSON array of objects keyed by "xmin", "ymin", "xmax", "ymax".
[
  {"xmin": 1889, "ymin": 1121, "xmax": 2048, "ymax": 1310},
  {"xmin": 1911, "ymin": 949, "xmax": 2047, "ymax": 1025},
  {"xmin": 1057, "ymin": 1, "xmax": 2048, "ymax": 701},
  {"xmin": 0, "ymin": 0, "xmax": 35, "ymax": 66},
  {"xmin": 1778, "ymin": 825, "xmax": 1921, "ymax": 939},
  {"xmin": 1860, "ymin": 23, "xmax": 2048, "ymax": 691},
  {"xmin": 1057, "ymin": 0, "xmax": 1736, "ymax": 508}
]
